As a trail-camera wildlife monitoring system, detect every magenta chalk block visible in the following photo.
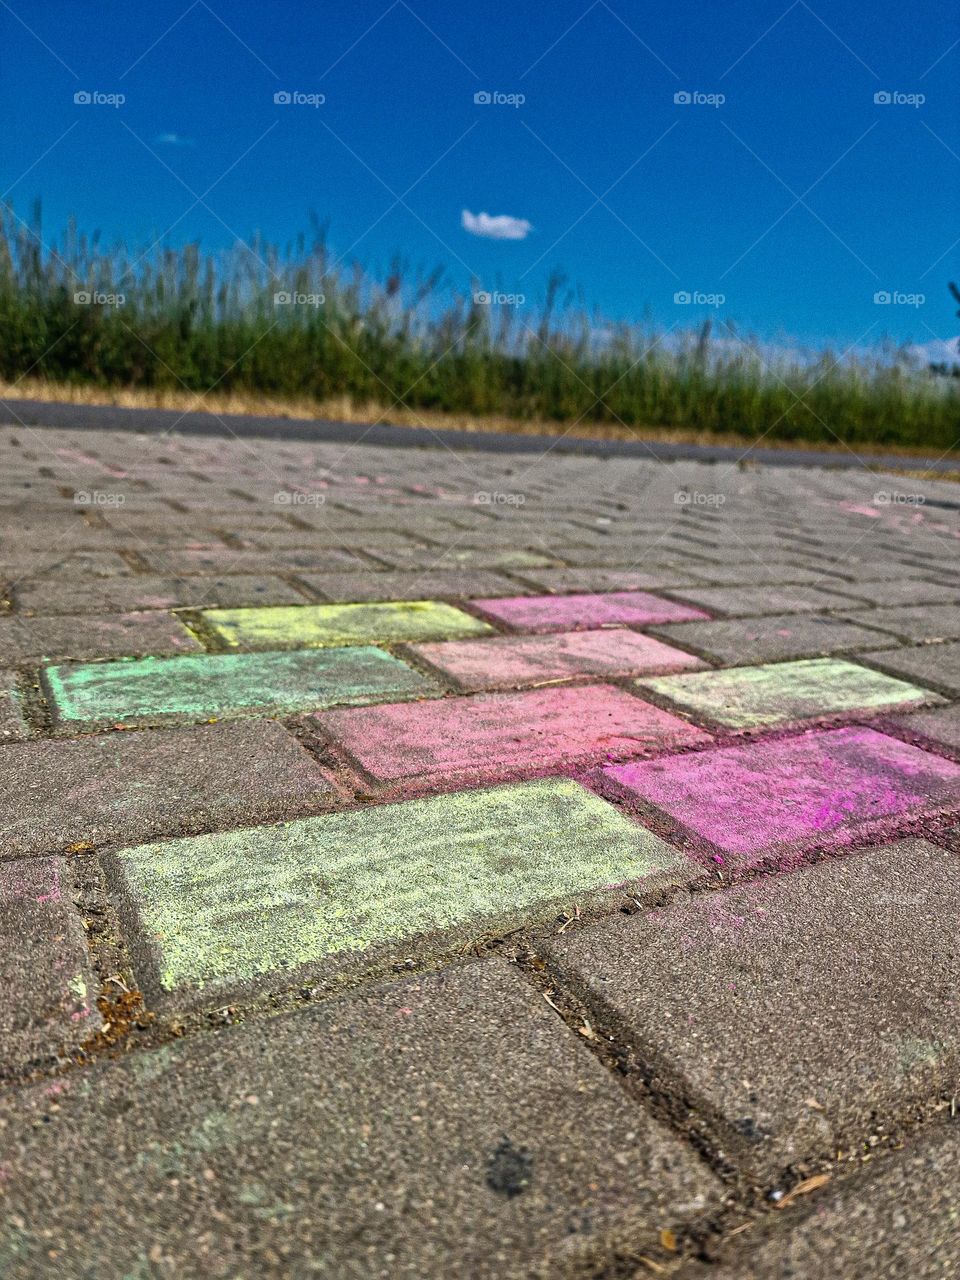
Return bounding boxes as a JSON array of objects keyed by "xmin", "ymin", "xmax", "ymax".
[
  {"xmin": 471, "ymin": 592, "xmax": 709, "ymax": 632},
  {"xmin": 319, "ymin": 684, "xmax": 711, "ymax": 785},
  {"xmin": 606, "ymin": 726, "xmax": 960, "ymax": 865}
]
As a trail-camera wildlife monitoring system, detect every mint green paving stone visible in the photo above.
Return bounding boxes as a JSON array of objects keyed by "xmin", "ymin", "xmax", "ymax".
[
  {"xmin": 201, "ymin": 600, "xmax": 494, "ymax": 650},
  {"xmin": 109, "ymin": 778, "xmax": 689, "ymax": 1003},
  {"xmin": 43, "ymin": 646, "xmax": 437, "ymax": 728},
  {"xmin": 639, "ymin": 657, "xmax": 941, "ymax": 730}
]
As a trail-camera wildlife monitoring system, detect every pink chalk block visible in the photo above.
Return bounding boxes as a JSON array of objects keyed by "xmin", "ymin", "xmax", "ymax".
[
  {"xmin": 607, "ymin": 726, "xmax": 960, "ymax": 864},
  {"xmin": 471, "ymin": 592, "xmax": 710, "ymax": 632},
  {"xmin": 411, "ymin": 628, "xmax": 706, "ymax": 691},
  {"xmin": 319, "ymin": 684, "xmax": 710, "ymax": 784}
]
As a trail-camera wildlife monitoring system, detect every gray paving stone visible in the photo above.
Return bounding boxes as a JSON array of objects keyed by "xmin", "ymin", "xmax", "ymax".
[
  {"xmin": 0, "ymin": 611, "xmax": 201, "ymax": 664},
  {"xmin": 0, "ymin": 961, "xmax": 719, "ymax": 1277},
  {"xmin": 649, "ymin": 613, "xmax": 897, "ymax": 664},
  {"xmin": 299, "ymin": 567, "xmax": 526, "ymax": 601},
  {"xmin": 13, "ymin": 573, "xmax": 308, "ymax": 614},
  {"xmin": 511, "ymin": 567, "xmax": 705, "ymax": 593},
  {"xmin": 0, "ymin": 720, "xmax": 335, "ymax": 858},
  {"xmin": 662, "ymin": 584, "xmax": 864, "ymax": 617},
  {"xmin": 889, "ymin": 703, "xmax": 960, "ymax": 754},
  {"xmin": 0, "ymin": 857, "xmax": 101, "ymax": 1073},
  {"xmin": 142, "ymin": 547, "xmax": 361, "ymax": 575},
  {"xmin": 834, "ymin": 579, "xmax": 960, "ymax": 607},
  {"xmin": 840, "ymin": 604, "xmax": 960, "ymax": 644},
  {"xmin": 861, "ymin": 640, "xmax": 960, "ymax": 696},
  {"xmin": 697, "ymin": 1124, "xmax": 960, "ymax": 1279},
  {"xmin": 0, "ymin": 672, "xmax": 27, "ymax": 740},
  {"xmin": 545, "ymin": 841, "xmax": 960, "ymax": 1182}
]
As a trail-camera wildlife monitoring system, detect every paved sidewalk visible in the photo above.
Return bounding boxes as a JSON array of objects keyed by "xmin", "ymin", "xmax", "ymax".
[{"xmin": 1, "ymin": 415, "xmax": 959, "ymax": 1277}]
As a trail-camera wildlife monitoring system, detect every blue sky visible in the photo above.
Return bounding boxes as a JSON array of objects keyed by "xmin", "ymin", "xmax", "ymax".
[{"xmin": 2, "ymin": 0, "xmax": 958, "ymax": 352}]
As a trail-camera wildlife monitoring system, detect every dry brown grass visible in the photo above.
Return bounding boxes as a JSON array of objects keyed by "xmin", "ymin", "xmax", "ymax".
[{"xmin": 0, "ymin": 376, "xmax": 953, "ymax": 464}]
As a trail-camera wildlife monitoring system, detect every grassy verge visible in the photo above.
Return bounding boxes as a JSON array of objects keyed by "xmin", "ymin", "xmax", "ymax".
[{"xmin": 2, "ymin": 205, "xmax": 958, "ymax": 454}]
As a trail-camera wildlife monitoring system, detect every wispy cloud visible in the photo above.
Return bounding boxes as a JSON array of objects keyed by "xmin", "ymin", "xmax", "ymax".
[
  {"xmin": 461, "ymin": 209, "xmax": 532, "ymax": 241},
  {"xmin": 154, "ymin": 132, "xmax": 195, "ymax": 148}
]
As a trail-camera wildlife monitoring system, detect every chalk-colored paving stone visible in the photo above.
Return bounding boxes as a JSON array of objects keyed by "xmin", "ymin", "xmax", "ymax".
[
  {"xmin": 658, "ymin": 583, "xmax": 863, "ymax": 617},
  {"xmin": 605, "ymin": 726, "xmax": 960, "ymax": 866},
  {"xmin": 471, "ymin": 591, "xmax": 709, "ymax": 632},
  {"xmin": 0, "ymin": 857, "xmax": 101, "ymax": 1072},
  {"xmin": 0, "ymin": 610, "xmax": 201, "ymax": 664},
  {"xmin": 44, "ymin": 646, "xmax": 437, "ymax": 729},
  {"xmin": 0, "ymin": 721, "xmax": 334, "ymax": 858},
  {"xmin": 0, "ymin": 671, "xmax": 27, "ymax": 740},
  {"xmin": 639, "ymin": 657, "xmax": 940, "ymax": 730},
  {"xmin": 861, "ymin": 640, "xmax": 960, "ymax": 697},
  {"xmin": 0, "ymin": 962, "xmax": 719, "ymax": 1277},
  {"xmin": 411, "ymin": 627, "xmax": 707, "ymax": 691},
  {"xmin": 108, "ymin": 778, "xmax": 689, "ymax": 1004},
  {"xmin": 202, "ymin": 599, "xmax": 493, "ymax": 650},
  {"xmin": 545, "ymin": 841, "xmax": 960, "ymax": 1181},
  {"xmin": 697, "ymin": 1123, "xmax": 960, "ymax": 1279},
  {"xmin": 319, "ymin": 684, "xmax": 710, "ymax": 786},
  {"xmin": 648, "ymin": 613, "xmax": 891, "ymax": 665}
]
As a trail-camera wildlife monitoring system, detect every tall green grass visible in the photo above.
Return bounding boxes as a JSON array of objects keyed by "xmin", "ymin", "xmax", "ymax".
[{"xmin": 1, "ymin": 203, "xmax": 957, "ymax": 451}]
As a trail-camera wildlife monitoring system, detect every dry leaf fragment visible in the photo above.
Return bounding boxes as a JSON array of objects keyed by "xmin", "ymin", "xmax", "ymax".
[{"xmin": 774, "ymin": 1173, "xmax": 832, "ymax": 1209}]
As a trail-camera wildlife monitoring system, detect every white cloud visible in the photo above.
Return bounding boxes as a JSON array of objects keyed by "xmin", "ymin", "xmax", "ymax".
[
  {"xmin": 461, "ymin": 209, "xmax": 532, "ymax": 241},
  {"xmin": 154, "ymin": 133, "xmax": 195, "ymax": 147}
]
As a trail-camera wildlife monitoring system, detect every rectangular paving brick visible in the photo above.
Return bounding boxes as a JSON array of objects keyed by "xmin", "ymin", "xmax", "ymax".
[
  {"xmin": 108, "ymin": 778, "xmax": 690, "ymax": 1005},
  {"xmin": 319, "ymin": 684, "xmax": 711, "ymax": 786},
  {"xmin": 832, "ymin": 579, "xmax": 959, "ymax": 608},
  {"xmin": 0, "ymin": 611, "xmax": 201, "ymax": 665},
  {"xmin": 639, "ymin": 657, "xmax": 941, "ymax": 729},
  {"xmin": 0, "ymin": 671, "xmax": 27, "ymax": 740},
  {"xmin": 0, "ymin": 857, "xmax": 101, "ymax": 1073},
  {"xmin": 0, "ymin": 721, "xmax": 335, "ymax": 858},
  {"xmin": 513, "ymin": 568, "xmax": 706, "ymax": 593},
  {"xmin": 299, "ymin": 568, "xmax": 526, "ymax": 602},
  {"xmin": 411, "ymin": 628, "xmax": 707, "ymax": 691},
  {"xmin": 605, "ymin": 726, "xmax": 960, "ymax": 865},
  {"xmin": 660, "ymin": 584, "xmax": 863, "ymax": 617},
  {"xmin": 890, "ymin": 703, "xmax": 960, "ymax": 754},
  {"xmin": 142, "ymin": 546, "xmax": 361, "ymax": 575},
  {"xmin": 860, "ymin": 640, "xmax": 960, "ymax": 696},
  {"xmin": 13, "ymin": 573, "xmax": 308, "ymax": 614},
  {"xmin": 705, "ymin": 1123, "xmax": 960, "ymax": 1278},
  {"xmin": 0, "ymin": 961, "xmax": 719, "ymax": 1276},
  {"xmin": 44, "ymin": 646, "xmax": 438, "ymax": 729},
  {"xmin": 649, "ymin": 613, "xmax": 893, "ymax": 665},
  {"xmin": 545, "ymin": 841, "xmax": 960, "ymax": 1181},
  {"xmin": 202, "ymin": 600, "xmax": 494, "ymax": 650},
  {"xmin": 841, "ymin": 604, "xmax": 960, "ymax": 644},
  {"xmin": 471, "ymin": 591, "xmax": 710, "ymax": 632}
]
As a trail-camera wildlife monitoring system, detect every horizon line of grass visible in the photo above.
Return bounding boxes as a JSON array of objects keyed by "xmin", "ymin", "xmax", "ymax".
[{"xmin": 1, "ymin": 203, "xmax": 958, "ymax": 452}]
